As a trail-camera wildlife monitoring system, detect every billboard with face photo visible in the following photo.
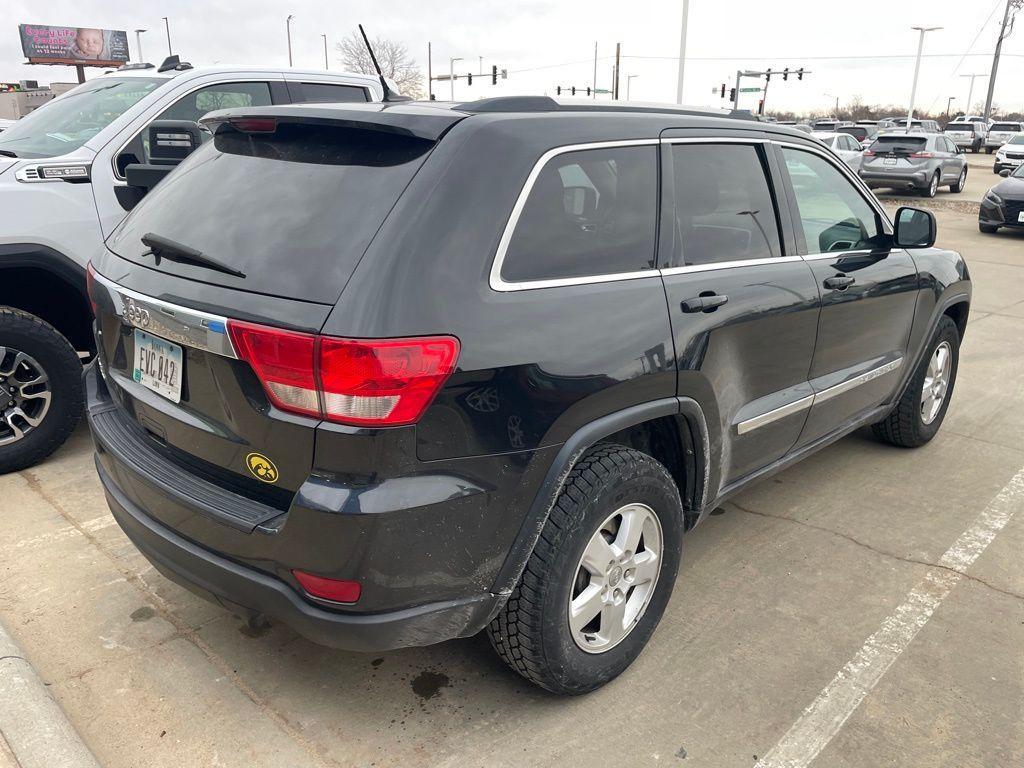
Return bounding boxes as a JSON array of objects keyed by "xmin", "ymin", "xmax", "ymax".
[{"xmin": 18, "ymin": 24, "xmax": 130, "ymax": 67}]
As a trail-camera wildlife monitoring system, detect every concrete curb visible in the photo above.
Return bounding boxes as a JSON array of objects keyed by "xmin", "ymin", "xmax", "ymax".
[{"xmin": 0, "ymin": 619, "xmax": 101, "ymax": 768}]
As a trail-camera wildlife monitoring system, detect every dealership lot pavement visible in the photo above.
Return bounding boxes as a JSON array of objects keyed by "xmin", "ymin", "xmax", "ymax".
[{"xmin": 1, "ymin": 207, "xmax": 1022, "ymax": 768}]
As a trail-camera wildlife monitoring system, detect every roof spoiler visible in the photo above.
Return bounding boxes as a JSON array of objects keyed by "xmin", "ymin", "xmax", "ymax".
[{"xmin": 358, "ymin": 25, "xmax": 411, "ymax": 103}]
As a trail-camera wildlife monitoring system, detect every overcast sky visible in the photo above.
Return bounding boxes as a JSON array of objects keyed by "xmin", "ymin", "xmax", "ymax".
[{"xmin": 5, "ymin": 0, "xmax": 1023, "ymax": 115}]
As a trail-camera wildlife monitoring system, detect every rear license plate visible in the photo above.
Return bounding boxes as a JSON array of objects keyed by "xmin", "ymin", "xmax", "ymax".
[
  {"xmin": 133, "ymin": 329, "xmax": 183, "ymax": 403},
  {"xmin": 884, "ymin": 158, "xmax": 897, "ymax": 166},
  {"xmin": 1018, "ymin": 212, "xmax": 1024, "ymax": 224}
]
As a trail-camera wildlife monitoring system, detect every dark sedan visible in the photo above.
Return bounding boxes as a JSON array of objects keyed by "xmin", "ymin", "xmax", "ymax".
[{"xmin": 979, "ymin": 164, "xmax": 1024, "ymax": 234}]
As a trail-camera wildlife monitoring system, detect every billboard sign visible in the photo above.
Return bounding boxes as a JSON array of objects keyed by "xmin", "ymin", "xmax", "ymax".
[{"xmin": 19, "ymin": 24, "xmax": 129, "ymax": 67}]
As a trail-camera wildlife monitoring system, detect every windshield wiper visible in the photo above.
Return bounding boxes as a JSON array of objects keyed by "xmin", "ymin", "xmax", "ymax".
[
  {"xmin": 0, "ymin": 149, "xmax": 18, "ymax": 158},
  {"xmin": 140, "ymin": 233, "xmax": 246, "ymax": 278}
]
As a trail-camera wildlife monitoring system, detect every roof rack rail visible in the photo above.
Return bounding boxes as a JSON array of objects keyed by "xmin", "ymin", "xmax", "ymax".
[{"xmin": 456, "ymin": 96, "xmax": 756, "ymax": 121}]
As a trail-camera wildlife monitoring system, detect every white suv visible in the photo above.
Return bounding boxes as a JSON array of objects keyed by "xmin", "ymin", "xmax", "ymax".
[
  {"xmin": 986, "ymin": 121, "xmax": 1024, "ymax": 154},
  {"xmin": 0, "ymin": 58, "xmax": 383, "ymax": 472}
]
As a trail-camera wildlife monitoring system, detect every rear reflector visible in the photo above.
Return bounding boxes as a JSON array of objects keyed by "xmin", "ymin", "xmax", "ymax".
[
  {"xmin": 292, "ymin": 570, "xmax": 361, "ymax": 604},
  {"xmin": 227, "ymin": 320, "xmax": 459, "ymax": 426}
]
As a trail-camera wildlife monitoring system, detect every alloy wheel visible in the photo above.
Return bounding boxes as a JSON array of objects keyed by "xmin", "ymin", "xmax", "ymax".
[
  {"xmin": 569, "ymin": 503, "xmax": 663, "ymax": 653},
  {"xmin": 921, "ymin": 341, "xmax": 951, "ymax": 425},
  {"xmin": 0, "ymin": 347, "xmax": 52, "ymax": 446}
]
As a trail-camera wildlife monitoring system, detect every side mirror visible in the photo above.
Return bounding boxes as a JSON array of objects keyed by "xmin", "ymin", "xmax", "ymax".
[
  {"xmin": 893, "ymin": 207, "xmax": 936, "ymax": 249},
  {"xmin": 1000, "ymin": 169, "xmax": 1012, "ymax": 177},
  {"xmin": 123, "ymin": 120, "xmax": 203, "ymax": 198}
]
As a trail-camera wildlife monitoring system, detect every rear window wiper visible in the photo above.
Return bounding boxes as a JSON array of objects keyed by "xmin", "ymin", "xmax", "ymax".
[{"xmin": 140, "ymin": 233, "xmax": 246, "ymax": 279}]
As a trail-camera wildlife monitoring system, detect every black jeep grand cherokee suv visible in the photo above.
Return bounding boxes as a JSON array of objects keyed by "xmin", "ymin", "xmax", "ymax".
[{"xmin": 85, "ymin": 97, "xmax": 971, "ymax": 694}]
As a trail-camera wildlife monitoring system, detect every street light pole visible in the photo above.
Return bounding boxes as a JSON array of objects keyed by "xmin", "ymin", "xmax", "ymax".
[
  {"xmin": 626, "ymin": 75, "xmax": 639, "ymax": 101},
  {"xmin": 134, "ymin": 29, "xmax": 146, "ymax": 63},
  {"xmin": 675, "ymin": 0, "xmax": 690, "ymax": 104},
  {"xmin": 321, "ymin": 34, "xmax": 329, "ymax": 69},
  {"xmin": 960, "ymin": 74, "xmax": 987, "ymax": 115},
  {"xmin": 161, "ymin": 17, "xmax": 172, "ymax": 55},
  {"xmin": 946, "ymin": 96, "xmax": 956, "ymax": 118},
  {"xmin": 286, "ymin": 15, "xmax": 294, "ymax": 67},
  {"xmin": 907, "ymin": 25, "xmax": 942, "ymax": 130},
  {"xmin": 449, "ymin": 57, "xmax": 463, "ymax": 101}
]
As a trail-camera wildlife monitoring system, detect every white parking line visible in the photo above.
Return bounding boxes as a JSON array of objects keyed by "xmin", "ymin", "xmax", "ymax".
[{"xmin": 756, "ymin": 465, "xmax": 1024, "ymax": 768}]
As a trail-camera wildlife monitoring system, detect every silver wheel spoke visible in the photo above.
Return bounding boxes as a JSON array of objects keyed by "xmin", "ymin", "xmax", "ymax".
[
  {"xmin": 632, "ymin": 551, "xmax": 659, "ymax": 586},
  {"xmin": 569, "ymin": 583, "xmax": 605, "ymax": 634},
  {"xmin": 613, "ymin": 507, "xmax": 645, "ymax": 558},
  {"xmin": 600, "ymin": 597, "xmax": 629, "ymax": 644},
  {"xmin": 580, "ymin": 534, "xmax": 615, "ymax": 577}
]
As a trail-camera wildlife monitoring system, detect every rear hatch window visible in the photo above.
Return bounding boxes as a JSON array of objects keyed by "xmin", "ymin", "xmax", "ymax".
[
  {"xmin": 107, "ymin": 120, "xmax": 437, "ymax": 304},
  {"xmin": 991, "ymin": 123, "xmax": 1021, "ymax": 132},
  {"xmin": 841, "ymin": 127, "xmax": 868, "ymax": 141},
  {"xmin": 944, "ymin": 124, "xmax": 973, "ymax": 133},
  {"xmin": 870, "ymin": 136, "xmax": 927, "ymax": 155}
]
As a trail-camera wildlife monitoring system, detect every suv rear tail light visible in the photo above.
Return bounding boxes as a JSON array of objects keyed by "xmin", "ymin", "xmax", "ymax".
[
  {"xmin": 910, "ymin": 152, "xmax": 934, "ymax": 158},
  {"xmin": 227, "ymin": 320, "xmax": 459, "ymax": 426},
  {"xmin": 863, "ymin": 150, "xmax": 875, "ymax": 157}
]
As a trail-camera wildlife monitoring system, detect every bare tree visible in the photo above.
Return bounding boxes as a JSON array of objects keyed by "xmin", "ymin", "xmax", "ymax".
[{"xmin": 336, "ymin": 31, "xmax": 424, "ymax": 99}]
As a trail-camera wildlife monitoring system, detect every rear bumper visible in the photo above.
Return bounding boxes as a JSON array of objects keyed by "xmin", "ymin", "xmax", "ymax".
[
  {"xmin": 84, "ymin": 360, "xmax": 524, "ymax": 651},
  {"xmin": 859, "ymin": 169, "xmax": 930, "ymax": 189},
  {"xmin": 98, "ymin": 458, "xmax": 499, "ymax": 651}
]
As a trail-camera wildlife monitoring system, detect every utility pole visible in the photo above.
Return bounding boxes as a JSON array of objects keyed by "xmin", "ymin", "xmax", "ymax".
[
  {"xmin": 427, "ymin": 42, "xmax": 433, "ymax": 100},
  {"xmin": 321, "ymin": 34, "xmax": 329, "ymax": 69},
  {"xmin": 613, "ymin": 43, "xmax": 621, "ymax": 100},
  {"xmin": 675, "ymin": 0, "xmax": 689, "ymax": 104},
  {"xmin": 134, "ymin": 29, "xmax": 146, "ymax": 63},
  {"xmin": 162, "ymin": 17, "xmax": 172, "ymax": 55},
  {"xmin": 479, "ymin": 55, "xmax": 483, "ymax": 75},
  {"xmin": 733, "ymin": 70, "xmax": 742, "ymax": 109},
  {"xmin": 960, "ymin": 73, "xmax": 987, "ymax": 114},
  {"xmin": 450, "ymin": 57, "xmax": 463, "ymax": 101},
  {"xmin": 286, "ymin": 15, "xmax": 294, "ymax": 67},
  {"xmin": 946, "ymin": 96, "xmax": 956, "ymax": 118},
  {"xmin": 907, "ymin": 25, "xmax": 941, "ymax": 129},
  {"xmin": 593, "ymin": 42, "xmax": 598, "ymax": 100},
  {"xmin": 983, "ymin": 0, "xmax": 1023, "ymax": 120}
]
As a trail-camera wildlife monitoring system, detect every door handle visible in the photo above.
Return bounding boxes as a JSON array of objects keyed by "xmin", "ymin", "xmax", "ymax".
[
  {"xmin": 680, "ymin": 294, "xmax": 729, "ymax": 313},
  {"xmin": 823, "ymin": 275, "xmax": 855, "ymax": 290}
]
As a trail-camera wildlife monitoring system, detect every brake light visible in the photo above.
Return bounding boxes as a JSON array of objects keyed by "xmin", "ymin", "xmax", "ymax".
[
  {"xmin": 229, "ymin": 117, "xmax": 277, "ymax": 133},
  {"xmin": 292, "ymin": 570, "xmax": 361, "ymax": 603},
  {"xmin": 863, "ymin": 150, "xmax": 875, "ymax": 157},
  {"xmin": 227, "ymin": 320, "xmax": 460, "ymax": 426},
  {"xmin": 86, "ymin": 262, "xmax": 98, "ymax": 316},
  {"xmin": 910, "ymin": 152, "xmax": 934, "ymax": 158}
]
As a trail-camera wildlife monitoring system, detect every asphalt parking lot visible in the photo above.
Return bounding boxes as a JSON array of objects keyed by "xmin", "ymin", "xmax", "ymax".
[{"xmin": 1, "ymin": 204, "xmax": 1022, "ymax": 767}]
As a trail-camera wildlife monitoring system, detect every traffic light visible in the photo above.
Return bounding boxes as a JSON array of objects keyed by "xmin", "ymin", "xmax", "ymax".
[
  {"xmin": 586, "ymin": 87, "xmax": 591, "ymax": 96},
  {"xmin": 556, "ymin": 86, "xmax": 562, "ymax": 95},
  {"xmin": 491, "ymin": 65, "xmax": 498, "ymax": 85},
  {"xmin": 782, "ymin": 67, "xmax": 789, "ymax": 81},
  {"xmin": 467, "ymin": 73, "xmax": 473, "ymax": 86},
  {"xmin": 571, "ymin": 86, "xmax": 576, "ymax": 95},
  {"xmin": 720, "ymin": 83, "xmax": 726, "ymax": 98},
  {"xmin": 797, "ymin": 68, "xmax": 804, "ymax": 81},
  {"xmin": 729, "ymin": 87, "xmax": 736, "ymax": 101},
  {"xmin": 766, "ymin": 68, "xmax": 772, "ymax": 82},
  {"xmin": 758, "ymin": 99, "xmax": 765, "ymax": 114}
]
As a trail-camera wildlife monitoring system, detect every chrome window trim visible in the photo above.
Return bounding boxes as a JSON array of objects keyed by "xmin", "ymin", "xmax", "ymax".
[
  {"xmin": 111, "ymin": 77, "xmax": 285, "ymax": 183},
  {"xmin": 488, "ymin": 139, "xmax": 660, "ymax": 292},
  {"xmin": 801, "ymin": 249, "xmax": 873, "ymax": 262},
  {"xmin": 736, "ymin": 356, "xmax": 903, "ymax": 434},
  {"xmin": 660, "ymin": 255, "xmax": 803, "ymax": 276},
  {"xmin": 91, "ymin": 270, "xmax": 238, "ymax": 359}
]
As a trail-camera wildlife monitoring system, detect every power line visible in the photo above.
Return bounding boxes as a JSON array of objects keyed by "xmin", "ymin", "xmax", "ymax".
[{"xmin": 622, "ymin": 53, "xmax": 1024, "ymax": 61}]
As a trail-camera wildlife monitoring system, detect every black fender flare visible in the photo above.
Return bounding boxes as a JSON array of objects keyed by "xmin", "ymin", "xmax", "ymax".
[
  {"xmin": 0, "ymin": 244, "xmax": 87, "ymax": 297},
  {"xmin": 891, "ymin": 288, "xmax": 971, "ymax": 408},
  {"xmin": 488, "ymin": 396, "xmax": 711, "ymax": 599}
]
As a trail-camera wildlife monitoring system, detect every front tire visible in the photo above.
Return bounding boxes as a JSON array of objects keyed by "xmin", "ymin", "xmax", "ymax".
[
  {"xmin": 488, "ymin": 444, "xmax": 684, "ymax": 694},
  {"xmin": 0, "ymin": 308, "xmax": 83, "ymax": 474},
  {"xmin": 979, "ymin": 223, "xmax": 999, "ymax": 234},
  {"xmin": 872, "ymin": 315, "xmax": 959, "ymax": 448}
]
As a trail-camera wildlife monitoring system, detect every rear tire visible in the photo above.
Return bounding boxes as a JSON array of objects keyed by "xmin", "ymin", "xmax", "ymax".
[
  {"xmin": 949, "ymin": 166, "xmax": 967, "ymax": 193},
  {"xmin": 487, "ymin": 444, "xmax": 684, "ymax": 694},
  {"xmin": 0, "ymin": 308, "xmax": 83, "ymax": 474},
  {"xmin": 872, "ymin": 315, "xmax": 959, "ymax": 449},
  {"xmin": 921, "ymin": 172, "xmax": 940, "ymax": 198}
]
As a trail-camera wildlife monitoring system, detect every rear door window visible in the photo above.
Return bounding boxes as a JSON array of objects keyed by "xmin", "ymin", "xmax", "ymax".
[
  {"xmin": 782, "ymin": 148, "xmax": 883, "ymax": 255},
  {"xmin": 500, "ymin": 145, "xmax": 658, "ymax": 283},
  {"xmin": 294, "ymin": 83, "xmax": 369, "ymax": 103},
  {"xmin": 669, "ymin": 143, "xmax": 782, "ymax": 266}
]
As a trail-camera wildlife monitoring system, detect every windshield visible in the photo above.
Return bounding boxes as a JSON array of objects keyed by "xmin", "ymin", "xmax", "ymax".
[
  {"xmin": 1014, "ymin": 165, "xmax": 1024, "ymax": 178},
  {"xmin": 0, "ymin": 77, "xmax": 163, "ymax": 158},
  {"xmin": 991, "ymin": 123, "xmax": 1020, "ymax": 132},
  {"xmin": 1008, "ymin": 134, "xmax": 1024, "ymax": 145}
]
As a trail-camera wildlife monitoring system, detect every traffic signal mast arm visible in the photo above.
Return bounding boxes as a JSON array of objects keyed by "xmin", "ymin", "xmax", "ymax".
[{"xmin": 720, "ymin": 67, "xmax": 810, "ymax": 112}]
